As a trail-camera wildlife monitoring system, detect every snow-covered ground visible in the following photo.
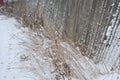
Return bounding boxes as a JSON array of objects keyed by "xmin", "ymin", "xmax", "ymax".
[
  {"xmin": 94, "ymin": 73, "xmax": 120, "ymax": 80},
  {"xmin": 0, "ymin": 15, "xmax": 34, "ymax": 80},
  {"xmin": 0, "ymin": 15, "xmax": 119, "ymax": 80}
]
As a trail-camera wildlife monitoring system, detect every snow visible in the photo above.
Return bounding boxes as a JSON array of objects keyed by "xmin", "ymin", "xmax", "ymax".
[
  {"xmin": 106, "ymin": 26, "xmax": 112, "ymax": 36},
  {"xmin": 0, "ymin": 15, "xmax": 119, "ymax": 80},
  {"xmin": 94, "ymin": 73, "xmax": 120, "ymax": 80},
  {"xmin": 0, "ymin": 15, "xmax": 34, "ymax": 80}
]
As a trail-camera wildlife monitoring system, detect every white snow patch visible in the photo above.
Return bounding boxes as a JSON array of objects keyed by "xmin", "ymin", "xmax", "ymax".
[
  {"xmin": 94, "ymin": 73, "xmax": 120, "ymax": 80},
  {"xmin": 0, "ymin": 15, "xmax": 34, "ymax": 80}
]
